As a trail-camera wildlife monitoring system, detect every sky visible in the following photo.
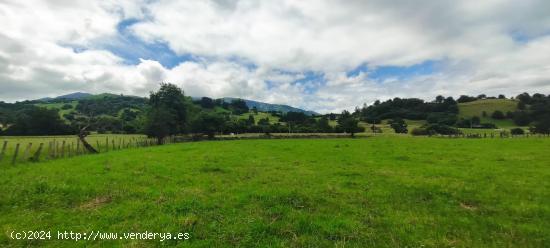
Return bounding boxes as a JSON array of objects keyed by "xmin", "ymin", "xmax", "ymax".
[{"xmin": 1, "ymin": 0, "xmax": 550, "ymax": 113}]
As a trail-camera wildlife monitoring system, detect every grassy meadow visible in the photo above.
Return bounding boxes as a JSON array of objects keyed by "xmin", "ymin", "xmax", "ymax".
[{"xmin": 0, "ymin": 137, "xmax": 549, "ymax": 247}]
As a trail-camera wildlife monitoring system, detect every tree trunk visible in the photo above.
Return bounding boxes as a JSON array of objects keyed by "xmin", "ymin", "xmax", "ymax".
[{"xmin": 78, "ymin": 126, "xmax": 98, "ymax": 154}]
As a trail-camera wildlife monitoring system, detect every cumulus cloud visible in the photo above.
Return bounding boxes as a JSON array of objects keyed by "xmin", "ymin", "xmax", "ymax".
[{"xmin": 1, "ymin": 0, "xmax": 550, "ymax": 112}]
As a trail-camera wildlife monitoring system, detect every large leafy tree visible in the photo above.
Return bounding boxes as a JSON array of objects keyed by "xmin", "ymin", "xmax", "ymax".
[
  {"xmin": 337, "ymin": 110, "xmax": 364, "ymax": 137},
  {"xmin": 144, "ymin": 83, "xmax": 188, "ymax": 144}
]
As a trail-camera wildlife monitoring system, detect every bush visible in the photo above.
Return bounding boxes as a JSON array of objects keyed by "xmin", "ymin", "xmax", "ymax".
[
  {"xmin": 510, "ymin": 128, "xmax": 525, "ymax": 135},
  {"xmin": 61, "ymin": 104, "xmax": 73, "ymax": 110},
  {"xmin": 411, "ymin": 128, "xmax": 430, "ymax": 136},
  {"xmin": 491, "ymin": 110, "xmax": 506, "ymax": 119},
  {"xmin": 425, "ymin": 124, "xmax": 462, "ymax": 135},
  {"xmin": 479, "ymin": 123, "xmax": 497, "ymax": 129}
]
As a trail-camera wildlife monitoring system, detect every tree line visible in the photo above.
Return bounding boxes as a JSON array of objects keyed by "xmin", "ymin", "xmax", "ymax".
[{"xmin": 1, "ymin": 85, "xmax": 549, "ymax": 137}]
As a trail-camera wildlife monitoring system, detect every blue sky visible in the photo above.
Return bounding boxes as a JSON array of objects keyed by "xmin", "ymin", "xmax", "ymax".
[{"xmin": 1, "ymin": 1, "xmax": 550, "ymax": 112}]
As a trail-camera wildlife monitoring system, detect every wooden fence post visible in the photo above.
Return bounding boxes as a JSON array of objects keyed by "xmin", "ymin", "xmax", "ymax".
[
  {"xmin": 112, "ymin": 139, "xmax": 115, "ymax": 150},
  {"xmin": 61, "ymin": 140, "xmax": 66, "ymax": 158},
  {"xmin": 11, "ymin": 143, "xmax": 20, "ymax": 165},
  {"xmin": 0, "ymin": 140, "xmax": 7, "ymax": 162},
  {"xmin": 76, "ymin": 139, "xmax": 81, "ymax": 155},
  {"xmin": 106, "ymin": 137, "xmax": 109, "ymax": 152},
  {"xmin": 32, "ymin": 143, "xmax": 44, "ymax": 162},
  {"xmin": 48, "ymin": 141, "xmax": 53, "ymax": 159},
  {"xmin": 96, "ymin": 140, "xmax": 101, "ymax": 153},
  {"xmin": 22, "ymin": 143, "xmax": 33, "ymax": 161}
]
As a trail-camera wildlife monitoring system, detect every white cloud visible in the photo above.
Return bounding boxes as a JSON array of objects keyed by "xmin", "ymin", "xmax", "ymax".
[{"xmin": 0, "ymin": 0, "xmax": 550, "ymax": 113}]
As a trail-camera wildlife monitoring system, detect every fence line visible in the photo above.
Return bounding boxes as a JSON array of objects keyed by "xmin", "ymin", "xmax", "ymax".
[{"xmin": 1, "ymin": 133, "xmax": 549, "ymax": 166}]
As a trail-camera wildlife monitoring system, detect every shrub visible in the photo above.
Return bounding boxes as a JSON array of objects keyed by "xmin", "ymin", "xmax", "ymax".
[
  {"xmin": 510, "ymin": 128, "xmax": 525, "ymax": 135},
  {"xmin": 491, "ymin": 110, "xmax": 505, "ymax": 119},
  {"xmin": 61, "ymin": 104, "xmax": 73, "ymax": 110},
  {"xmin": 479, "ymin": 123, "xmax": 497, "ymax": 129},
  {"xmin": 425, "ymin": 124, "xmax": 462, "ymax": 135},
  {"xmin": 411, "ymin": 128, "xmax": 430, "ymax": 136}
]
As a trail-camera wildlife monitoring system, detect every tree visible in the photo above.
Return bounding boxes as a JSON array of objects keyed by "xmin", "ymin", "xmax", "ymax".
[
  {"xmin": 389, "ymin": 118, "xmax": 408, "ymax": 134},
  {"xmin": 471, "ymin": 116, "xmax": 481, "ymax": 126},
  {"xmin": 531, "ymin": 115, "xmax": 550, "ymax": 134},
  {"xmin": 517, "ymin": 101, "xmax": 526, "ymax": 110},
  {"xmin": 510, "ymin": 128, "xmax": 525, "ymax": 135},
  {"xmin": 192, "ymin": 112, "xmax": 225, "ymax": 138},
  {"xmin": 144, "ymin": 83, "xmax": 188, "ymax": 144},
  {"xmin": 230, "ymin": 99, "xmax": 249, "ymax": 115},
  {"xmin": 4, "ymin": 107, "xmax": 73, "ymax": 135},
  {"xmin": 337, "ymin": 110, "xmax": 364, "ymax": 137},
  {"xmin": 143, "ymin": 107, "xmax": 174, "ymax": 144},
  {"xmin": 457, "ymin": 95, "xmax": 477, "ymax": 103},
  {"xmin": 316, "ymin": 116, "xmax": 332, "ymax": 133},
  {"xmin": 199, "ymin": 97, "xmax": 215, "ymax": 109},
  {"xmin": 498, "ymin": 94, "xmax": 506, "ymax": 99},
  {"xmin": 247, "ymin": 114, "xmax": 255, "ymax": 126},
  {"xmin": 491, "ymin": 110, "xmax": 505, "ymax": 119},
  {"xmin": 513, "ymin": 111, "xmax": 531, "ymax": 126}
]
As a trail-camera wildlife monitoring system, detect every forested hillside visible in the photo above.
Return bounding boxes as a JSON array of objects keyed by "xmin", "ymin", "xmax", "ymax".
[{"xmin": 1, "ymin": 88, "xmax": 549, "ymax": 137}]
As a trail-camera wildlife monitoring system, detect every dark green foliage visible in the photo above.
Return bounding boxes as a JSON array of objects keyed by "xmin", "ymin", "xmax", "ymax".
[
  {"xmin": 517, "ymin": 101, "xmax": 526, "ymax": 110},
  {"xmin": 457, "ymin": 95, "xmax": 477, "ymax": 103},
  {"xmin": 389, "ymin": 118, "xmax": 408, "ymax": 133},
  {"xmin": 192, "ymin": 112, "xmax": 225, "ymax": 138},
  {"xmin": 144, "ymin": 83, "xmax": 189, "ymax": 143},
  {"xmin": 510, "ymin": 128, "xmax": 525, "ymax": 135},
  {"xmin": 425, "ymin": 124, "xmax": 462, "ymax": 135},
  {"xmin": 410, "ymin": 127, "xmax": 430, "ymax": 136},
  {"xmin": 531, "ymin": 115, "xmax": 550, "ymax": 134},
  {"xmin": 76, "ymin": 95, "xmax": 146, "ymax": 116},
  {"xmin": 513, "ymin": 111, "xmax": 532, "ymax": 126},
  {"xmin": 316, "ymin": 116, "xmax": 333, "ymax": 133},
  {"xmin": 143, "ymin": 107, "xmax": 174, "ymax": 144},
  {"xmin": 229, "ymin": 99, "xmax": 249, "ymax": 115},
  {"xmin": 491, "ymin": 110, "xmax": 505, "ymax": 119},
  {"xmin": 360, "ymin": 96, "xmax": 458, "ymax": 122},
  {"xmin": 4, "ymin": 107, "xmax": 73, "ymax": 135},
  {"xmin": 61, "ymin": 104, "xmax": 72, "ymax": 110},
  {"xmin": 247, "ymin": 115, "xmax": 255, "ymax": 125},
  {"xmin": 498, "ymin": 94, "xmax": 506, "ymax": 99},
  {"xmin": 426, "ymin": 112, "xmax": 457, "ymax": 125},
  {"xmin": 336, "ymin": 110, "xmax": 364, "ymax": 137},
  {"xmin": 199, "ymin": 97, "xmax": 215, "ymax": 109}
]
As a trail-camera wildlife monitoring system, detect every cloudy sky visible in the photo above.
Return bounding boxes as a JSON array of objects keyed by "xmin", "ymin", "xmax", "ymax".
[{"xmin": 1, "ymin": 0, "xmax": 550, "ymax": 112}]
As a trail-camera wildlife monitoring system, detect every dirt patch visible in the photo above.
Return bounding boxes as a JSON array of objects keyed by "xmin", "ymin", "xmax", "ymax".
[
  {"xmin": 80, "ymin": 196, "xmax": 112, "ymax": 210},
  {"xmin": 460, "ymin": 202, "xmax": 477, "ymax": 211}
]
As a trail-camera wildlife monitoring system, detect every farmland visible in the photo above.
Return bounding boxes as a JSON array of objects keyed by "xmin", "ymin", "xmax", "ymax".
[{"xmin": 1, "ymin": 137, "xmax": 549, "ymax": 247}]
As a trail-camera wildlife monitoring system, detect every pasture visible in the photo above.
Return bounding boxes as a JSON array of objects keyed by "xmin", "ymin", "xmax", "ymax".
[{"xmin": 0, "ymin": 137, "xmax": 549, "ymax": 247}]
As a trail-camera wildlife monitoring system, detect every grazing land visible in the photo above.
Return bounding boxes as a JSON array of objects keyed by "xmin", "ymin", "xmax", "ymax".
[
  {"xmin": 1, "ymin": 137, "xmax": 548, "ymax": 247},
  {"xmin": 458, "ymin": 99, "xmax": 518, "ymax": 127}
]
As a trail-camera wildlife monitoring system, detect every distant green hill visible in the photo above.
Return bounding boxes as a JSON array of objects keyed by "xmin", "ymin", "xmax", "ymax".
[
  {"xmin": 458, "ymin": 99, "xmax": 518, "ymax": 117},
  {"xmin": 458, "ymin": 99, "xmax": 518, "ymax": 127}
]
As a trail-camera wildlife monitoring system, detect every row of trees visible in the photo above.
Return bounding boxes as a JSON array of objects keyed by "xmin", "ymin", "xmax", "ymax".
[
  {"xmin": 2, "ymin": 87, "xmax": 549, "ymax": 137},
  {"xmin": 142, "ymin": 84, "xmax": 366, "ymax": 142}
]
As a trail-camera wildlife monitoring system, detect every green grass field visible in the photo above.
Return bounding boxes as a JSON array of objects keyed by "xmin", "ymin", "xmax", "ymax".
[{"xmin": 1, "ymin": 137, "xmax": 548, "ymax": 247}]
